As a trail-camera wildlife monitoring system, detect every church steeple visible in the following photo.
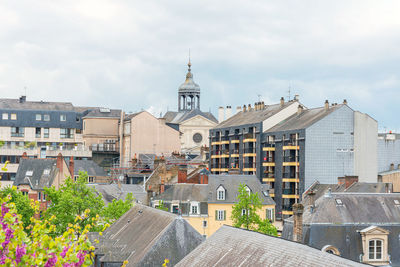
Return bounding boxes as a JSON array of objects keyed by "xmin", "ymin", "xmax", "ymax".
[{"xmin": 178, "ymin": 58, "xmax": 200, "ymax": 112}]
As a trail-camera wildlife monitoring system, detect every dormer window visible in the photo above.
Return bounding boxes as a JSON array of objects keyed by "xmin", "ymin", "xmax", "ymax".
[
  {"xmin": 43, "ymin": 169, "xmax": 50, "ymax": 175},
  {"xmin": 26, "ymin": 170, "xmax": 33, "ymax": 176},
  {"xmin": 190, "ymin": 202, "xmax": 200, "ymax": 215},
  {"xmin": 217, "ymin": 185, "xmax": 225, "ymax": 200},
  {"xmin": 360, "ymin": 226, "xmax": 390, "ymax": 265}
]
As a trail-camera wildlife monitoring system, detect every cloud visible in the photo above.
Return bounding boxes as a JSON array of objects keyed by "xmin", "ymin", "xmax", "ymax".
[{"xmin": 0, "ymin": 0, "xmax": 399, "ymax": 128}]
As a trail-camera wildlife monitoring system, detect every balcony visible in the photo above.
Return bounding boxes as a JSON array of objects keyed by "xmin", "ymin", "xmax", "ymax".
[
  {"xmin": 90, "ymin": 143, "xmax": 118, "ymax": 153},
  {"xmin": 243, "ymin": 133, "xmax": 256, "ymax": 143},
  {"xmin": 45, "ymin": 146, "xmax": 92, "ymax": 157},
  {"xmin": 243, "ymin": 163, "xmax": 256, "ymax": 172},
  {"xmin": 243, "ymin": 148, "xmax": 256, "ymax": 157},
  {"xmin": 262, "ymin": 143, "xmax": 275, "ymax": 151},
  {"xmin": 283, "ymin": 141, "xmax": 299, "ymax": 150},
  {"xmin": 230, "ymin": 135, "xmax": 240, "ymax": 144}
]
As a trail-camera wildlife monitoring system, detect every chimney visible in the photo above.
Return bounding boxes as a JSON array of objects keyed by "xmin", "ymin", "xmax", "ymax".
[
  {"xmin": 248, "ymin": 104, "xmax": 251, "ymax": 111},
  {"xmin": 200, "ymin": 173, "xmax": 208, "ymax": 184},
  {"xmin": 178, "ymin": 168, "xmax": 188, "ymax": 183},
  {"xmin": 160, "ymin": 176, "xmax": 165, "ymax": 193},
  {"xmin": 308, "ymin": 190, "xmax": 316, "ymax": 208},
  {"xmin": 226, "ymin": 106, "xmax": 232, "ymax": 119},
  {"xmin": 297, "ymin": 105, "xmax": 303, "ymax": 115},
  {"xmin": 324, "ymin": 100, "xmax": 329, "ymax": 111},
  {"xmin": 294, "ymin": 94, "xmax": 299, "ymax": 101},
  {"xmin": 19, "ymin": 95, "xmax": 26, "ymax": 103},
  {"xmin": 292, "ymin": 203, "xmax": 304, "ymax": 243},
  {"xmin": 280, "ymin": 97, "xmax": 284, "ymax": 107},
  {"xmin": 343, "ymin": 99, "xmax": 348, "ymax": 105},
  {"xmin": 218, "ymin": 107, "xmax": 225, "ymax": 123},
  {"xmin": 56, "ymin": 153, "xmax": 63, "ymax": 173},
  {"xmin": 390, "ymin": 163, "xmax": 395, "ymax": 171},
  {"xmin": 398, "ymin": 164, "xmax": 400, "ymax": 170},
  {"xmin": 261, "ymin": 101, "xmax": 265, "ymax": 109},
  {"xmin": 243, "ymin": 105, "xmax": 247, "ymax": 112},
  {"xmin": 69, "ymin": 156, "xmax": 74, "ymax": 177},
  {"xmin": 254, "ymin": 102, "xmax": 258, "ymax": 111},
  {"xmin": 338, "ymin": 175, "xmax": 358, "ymax": 189},
  {"xmin": 22, "ymin": 152, "xmax": 28, "ymax": 159},
  {"xmin": 236, "ymin": 106, "xmax": 242, "ymax": 114}
]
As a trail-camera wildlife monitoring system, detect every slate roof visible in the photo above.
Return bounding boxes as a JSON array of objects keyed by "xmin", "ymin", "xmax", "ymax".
[
  {"xmin": 82, "ymin": 108, "xmax": 121, "ymax": 118},
  {"xmin": 13, "ymin": 158, "xmax": 63, "ymax": 190},
  {"xmin": 88, "ymin": 184, "xmax": 147, "ymax": 205},
  {"xmin": 94, "ymin": 204, "xmax": 203, "ymax": 266},
  {"xmin": 0, "ymin": 98, "xmax": 76, "ymax": 111},
  {"xmin": 266, "ymin": 105, "xmax": 344, "ymax": 132},
  {"xmin": 163, "ymin": 109, "xmax": 218, "ymax": 124},
  {"xmin": 73, "ymin": 160, "xmax": 107, "ymax": 177},
  {"xmin": 176, "ymin": 225, "xmax": 367, "ymax": 267},
  {"xmin": 214, "ymin": 101, "xmax": 296, "ymax": 129},
  {"xmin": 287, "ymin": 193, "xmax": 400, "ymax": 225},
  {"xmin": 153, "ymin": 184, "xmax": 208, "ymax": 202},
  {"xmin": 207, "ymin": 175, "xmax": 275, "ymax": 205}
]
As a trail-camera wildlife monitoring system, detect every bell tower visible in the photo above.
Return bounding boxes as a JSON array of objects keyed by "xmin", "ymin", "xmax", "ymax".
[{"xmin": 178, "ymin": 60, "xmax": 200, "ymax": 112}]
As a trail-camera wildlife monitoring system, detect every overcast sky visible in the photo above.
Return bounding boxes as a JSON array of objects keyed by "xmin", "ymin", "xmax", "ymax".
[{"xmin": 0, "ymin": 1, "xmax": 399, "ymax": 130}]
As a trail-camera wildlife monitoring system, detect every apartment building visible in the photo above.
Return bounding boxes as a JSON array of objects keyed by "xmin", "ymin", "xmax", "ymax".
[
  {"xmin": 0, "ymin": 96, "xmax": 92, "ymax": 181},
  {"xmin": 210, "ymin": 98, "xmax": 377, "ymax": 218}
]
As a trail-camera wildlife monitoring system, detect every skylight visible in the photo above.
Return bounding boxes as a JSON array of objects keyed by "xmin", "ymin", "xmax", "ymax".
[
  {"xmin": 99, "ymin": 108, "xmax": 110, "ymax": 113},
  {"xmin": 394, "ymin": 199, "xmax": 400, "ymax": 205},
  {"xmin": 335, "ymin": 199, "xmax": 343, "ymax": 206},
  {"xmin": 25, "ymin": 170, "xmax": 33, "ymax": 176}
]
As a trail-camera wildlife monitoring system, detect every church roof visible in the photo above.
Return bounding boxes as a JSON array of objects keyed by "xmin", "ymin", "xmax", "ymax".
[
  {"xmin": 178, "ymin": 61, "xmax": 200, "ymax": 92},
  {"xmin": 164, "ymin": 109, "xmax": 218, "ymax": 124}
]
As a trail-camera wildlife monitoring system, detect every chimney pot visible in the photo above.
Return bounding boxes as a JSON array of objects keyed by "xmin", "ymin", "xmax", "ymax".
[
  {"xmin": 324, "ymin": 100, "xmax": 329, "ymax": 111},
  {"xmin": 294, "ymin": 94, "xmax": 299, "ymax": 101},
  {"xmin": 297, "ymin": 105, "xmax": 303, "ymax": 115},
  {"xmin": 343, "ymin": 99, "xmax": 348, "ymax": 105},
  {"xmin": 248, "ymin": 104, "xmax": 251, "ymax": 110},
  {"xmin": 390, "ymin": 163, "xmax": 395, "ymax": 171},
  {"xmin": 243, "ymin": 105, "xmax": 247, "ymax": 112},
  {"xmin": 280, "ymin": 97, "xmax": 284, "ymax": 107},
  {"xmin": 236, "ymin": 106, "xmax": 242, "ymax": 114}
]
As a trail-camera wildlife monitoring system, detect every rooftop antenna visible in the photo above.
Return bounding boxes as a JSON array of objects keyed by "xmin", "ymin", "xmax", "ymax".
[{"xmin": 287, "ymin": 84, "xmax": 291, "ymax": 101}]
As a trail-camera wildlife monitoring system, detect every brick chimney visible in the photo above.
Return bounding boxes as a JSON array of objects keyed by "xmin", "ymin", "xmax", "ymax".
[
  {"xmin": 160, "ymin": 176, "xmax": 165, "ymax": 193},
  {"xmin": 56, "ymin": 153, "xmax": 63, "ymax": 173},
  {"xmin": 200, "ymin": 173, "xmax": 208, "ymax": 184},
  {"xmin": 307, "ymin": 190, "xmax": 316, "ymax": 208},
  {"xmin": 280, "ymin": 97, "xmax": 284, "ymax": 107},
  {"xmin": 22, "ymin": 152, "xmax": 28, "ymax": 159},
  {"xmin": 69, "ymin": 156, "xmax": 74, "ymax": 177},
  {"xmin": 338, "ymin": 175, "xmax": 358, "ymax": 189},
  {"xmin": 324, "ymin": 100, "xmax": 329, "ymax": 111},
  {"xmin": 297, "ymin": 105, "xmax": 303, "ymax": 115},
  {"xmin": 178, "ymin": 168, "xmax": 187, "ymax": 183},
  {"xmin": 292, "ymin": 203, "xmax": 304, "ymax": 243}
]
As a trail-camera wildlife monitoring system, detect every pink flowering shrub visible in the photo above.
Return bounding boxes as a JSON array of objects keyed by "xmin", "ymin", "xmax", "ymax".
[{"xmin": 0, "ymin": 190, "xmax": 99, "ymax": 266}]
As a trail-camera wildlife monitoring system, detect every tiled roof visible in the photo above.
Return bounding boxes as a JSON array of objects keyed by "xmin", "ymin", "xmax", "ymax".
[
  {"xmin": 88, "ymin": 184, "xmax": 147, "ymax": 205},
  {"xmin": 0, "ymin": 98, "xmax": 76, "ymax": 111},
  {"xmin": 153, "ymin": 184, "xmax": 208, "ymax": 202},
  {"xmin": 73, "ymin": 160, "xmax": 107, "ymax": 177},
  {"xmin": 82, "ymin": 108, "xmax": 121, "ymax": 118},
  {"xmin": 176, "ymin": 225, "xmax": 367, "ymax": 267},
  {"xmin": 164, "ymin": 109, "xmax": 218, "ymax": 124}
]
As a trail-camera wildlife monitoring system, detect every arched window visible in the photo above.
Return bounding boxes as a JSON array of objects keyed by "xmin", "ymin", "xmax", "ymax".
[
  {"xmin": 321, "ymin": 245, "xmax": 340, "ymax": 256},
  {"xmin": 217, "ymin": 185, "xmax": 225, "ymax": 200},
  {"xmin": 369, "ymin": 239, "xmax": 383, "ymax": 260}
]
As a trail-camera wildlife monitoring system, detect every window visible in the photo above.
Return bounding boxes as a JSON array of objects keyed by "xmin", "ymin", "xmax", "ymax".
[
  {"xmin": 11, "ymin": 127, "xmax": 24, "ymax": 137},
  {"xmin": 217, "ymin": 186, "xmax": 225, "ymax": 200},
  {"xmin": 38, "ymin": 192, "xmax": 42, "ymax": 201},
  {"xmin": 44, "ymin": 128, "xmax": 49, "ymax": 138},
  {"xmin": 322, "ymin": 245, "xmax": 340, "ymax": 256},
  {"xmin": 21, "ymin": 191, "xmax": 28, "ymax": 196},
  {"xmin": 43, "ymin": 169, "xmax": 50, "ymax": 175},
  {"xmin": 202, "ymin": 220, "xmax": 207, "ymax": 228},
  {"xmin": 60, "ymin": 114, "xmax": 66, "ymax": 121},
  {"xmin": 42, "ymin": 193, "xmax": 46, "ymax": 201},
  {"xmin": 2, "ymin": 113, "xmax": 8, "ymax": 120},
  {"xmin": 369, "ymin": 239, "xmax": 382, "ymax": 260},
  {"xmin": 25, "ymin": 170, "xmax": 33, "ymax": 176},
  {"xmin": 36, "ymin": 114, "xmax": 42, "ymax": 121},
  {"xmin": 10, "ymin": 113, "xmax": 17, "ymax": 120},
  {"xmin": 335, "ymin": 199, "xmax": 343, "ymax": 206},
  {"xmin": 190, "ymin": 202, "xmax": 199, "ymax": 215},
  {"xmin": 35, "ymin": 127, "xmax": 41, "ymax": 138},
  {"xmin": 216, "ymin": 210, "xmax": 226, "ymax": 221},
  {"xmin": 172, "ymin": 205, "xmax": 179, "ymax": 214},
  {"xmin": 88, "ymin": 176, "xmax": 94, "ymax": 183},
  {"xmin": 241, "ymin": 209, "xmax": 247, "ymax": 216},
  {"xmin": 60, "ymin": 128, "xmax": 74, "ymax": 139},
  {"xmin": 266, "ymin": 208, "xmax": 275, "ymax": 222},
  {"xmin": 44, "ymin": 114, "xmax": 50, "ymax": 121}
]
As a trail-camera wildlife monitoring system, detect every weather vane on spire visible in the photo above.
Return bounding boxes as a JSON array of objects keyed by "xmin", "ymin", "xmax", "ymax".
[{"xmin": 188, "ymin": 48, "xmax": 191, "ymax": 71}]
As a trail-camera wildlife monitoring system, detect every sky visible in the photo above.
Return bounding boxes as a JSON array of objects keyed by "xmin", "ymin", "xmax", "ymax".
[{"xmin": 0, "ymin": 1, "xmax": 399, "ymax": 131}]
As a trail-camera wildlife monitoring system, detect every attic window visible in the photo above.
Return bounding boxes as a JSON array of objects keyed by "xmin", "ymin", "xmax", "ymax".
[
  {"xmin": 335, "ymin": 199, "xmax": 343, "ymax": 206},
  {"xmin": 217, "ymin": 186, "xmax": 226, "ymax": 200},
  {"xmin": 26, "ymin": 170, "xmax": 33, "ymax": 176},
  {"xmin": 43, "ymin": 169, "xmax": 50, "ymax": 175},
  {"xmin": 394, "ymin": 199, "xmax": 400, "ymax": 205}
]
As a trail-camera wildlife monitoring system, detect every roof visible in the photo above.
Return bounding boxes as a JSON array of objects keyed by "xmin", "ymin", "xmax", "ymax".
[
  {"xmin": 95, "ymin": 204, "xmax": 203, "ymax": 266},
  {"xmin": 207, "ymin": 175, "xmax": 275, "ymax": 205},
  {"xmin": 176, "ymin": 225, "xmax": 367, "ymax": 267},
  {"xmin": 266, "ymin": 105, "xmax": 344, "ymax": 132},
  {"xmin": 88, "ymin": 184, "xmax": 147, "ymax": 205},
  {"xmin": 153, "ymin": 184, "xmax": 208, "ymax": 202},
  {"xmin": 178, "ymin": 62, "xmax": 200, "ymax": 92},
  {"xmin": 164, "ymin": 109, "xmax": 218, "ymax": 124},
  {"xmin": 379, "ymin": 168, "xmax": 400, "ymax": 175},
  {"xmin": 13, "ymin": 158, "xmax": 62, "ymax": 190},
  {"xmin": 302, "ymin": 181, "xmax": 392, "ymax": 204},
  {"xmin": 0, "ymin": 98, "xmax": 76, "ymax": 111},
  {"xmin": 83, "ymin": 108, "xmax": 121, "ymax": 118},
  {"xmin": 214, "ymin": 101, "xmax": 295, "ymax": 129},
  {"xmin": 73, "ymin": 160, "xmax": 107, "ymax": 177},
  {"xmin": 287, "ymin": 193, "xmax": 400, "ymax": 225}
]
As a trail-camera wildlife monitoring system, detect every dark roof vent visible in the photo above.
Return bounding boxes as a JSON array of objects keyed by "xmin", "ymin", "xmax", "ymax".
[{"xmin": 19, "ymin": 95, "xmax": 26, "ymax": 103}]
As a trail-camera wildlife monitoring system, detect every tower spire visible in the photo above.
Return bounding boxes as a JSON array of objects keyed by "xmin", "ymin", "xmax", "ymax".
[{"xmin": 188, "ymin": 48, "xmax": 191, "ymax": 72}]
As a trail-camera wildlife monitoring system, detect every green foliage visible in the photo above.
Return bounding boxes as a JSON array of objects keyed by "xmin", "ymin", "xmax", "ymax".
[
  {"xmin": 0, "ymin": 140, "xmax": 5, "ymax": 148},
  {"xmin": 231, "ymin": 183, "xmax": 277, "ymax": 236},
  {"xmin": 102, "ymin": 193, "xmax": 134, "ymax": 224},
  {"xmin": 0, "ymin": 186, "xmax": 35, "ymax": 230},
  {"xmin": 44, "ymin": 171, "xmax": 105, "ymax": 235},
  {"xmin": 155, "ymin": 200, "xmax": 168, "ymax": 211}
]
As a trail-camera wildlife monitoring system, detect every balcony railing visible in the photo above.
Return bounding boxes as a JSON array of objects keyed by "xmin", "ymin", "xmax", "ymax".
[
  {"xmin": 90, "ymin": 143, "xmax": 118, "ymax": 152},
  {"xmin": 243, "ymin": 148, "xmax": 256, "ymax": 153},
  {"xmin": 263, "ymin": 173, "xmax": 275, "ymax": 178},
  {"xmin": 244, "ymin": 133, "xmax": 256, "ymax": 139},
  {"xmin": 283, "ymin": 140, "xmax": 298, "ymax": 146},
  {"xmin": 263, "ymin": 143, "xmax": 275, "ymax": 148}
]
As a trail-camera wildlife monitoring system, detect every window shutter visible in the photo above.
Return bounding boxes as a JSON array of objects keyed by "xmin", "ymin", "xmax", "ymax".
[
  {"xmin": 223, "ymin": 210, "xmax": 226, "ymax": 221},
  {"xmin": 215, "ymin": 210, "xmax": 218, "ymax": 221}
]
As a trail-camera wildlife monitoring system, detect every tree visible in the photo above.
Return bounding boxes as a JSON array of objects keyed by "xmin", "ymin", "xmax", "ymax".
[
  {"xmin": 0, "ymin": 186, "xmax": 34, "ymax": 230},
  {"xmin": 44, "ymin": 171, "xmax": 105, "ymax": 235},
  {"xmin": 102, "ymin": 193, "xmax": 134, "ymax": 224},
  {"xmin": 231, "ymin": 183, "xmax": 277, "ymax": 236},
  {"xmin": 0, "ymin": 187, "xmax": 97, "ymax": 266},
  {"xmin": 155, "ymin": 200, "xmax": 168, "ymax": 211}
]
